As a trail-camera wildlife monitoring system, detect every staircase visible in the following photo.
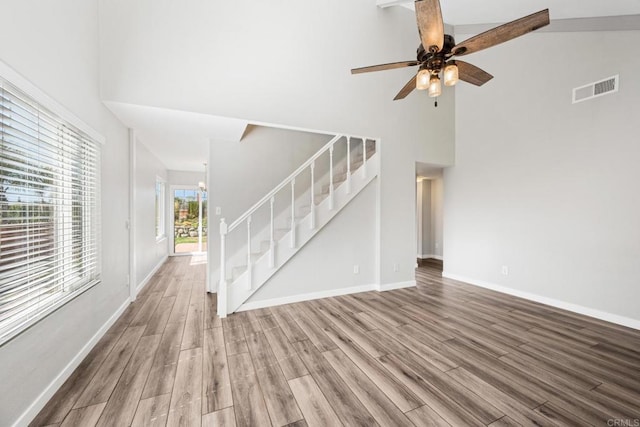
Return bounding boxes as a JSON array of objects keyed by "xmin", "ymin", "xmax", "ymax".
[{"xmin": 217, "ymin": 134, "xmax": 379, "ymax": 317}]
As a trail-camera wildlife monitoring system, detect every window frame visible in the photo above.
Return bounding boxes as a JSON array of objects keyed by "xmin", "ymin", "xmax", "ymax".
[
  {"xmin": 0, "ymin": 61, "xmax": 103, "ymax": 345},
  {"xmin": 155, "ymin": 177, "xmax": 166, "ymax": 241}
]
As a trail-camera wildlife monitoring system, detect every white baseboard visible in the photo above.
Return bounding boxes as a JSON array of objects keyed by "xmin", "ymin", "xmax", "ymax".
[
  {"xmin": 237, "ymin": 279, "xmax": 417, "ymax": 312},
  {"xmin": 418, "ymin": 254, "xmax": 443, "ymax": 260},
  {"xmin": 378, "ymin": 280, "xmax": 416, "ymax": 291},
  {"xmin": 13, "ymin": 298, "xmax": 131, "ymax": 427},
  {"xmin": 136, "ymin": 255, "xmax": 168, "ymax": 295},
  {"xmin": 442, "ymin": 272, "xmax": 640, "ymax": 331},
  {"xmin": 237, "ymin": 284, "xmax": 377, "ymax": 312}
]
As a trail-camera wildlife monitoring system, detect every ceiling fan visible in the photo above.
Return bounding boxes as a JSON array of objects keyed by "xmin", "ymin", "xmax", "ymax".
[{"xmin": 351, "ymin": 0, "xmax": 549, "ymax": 101}]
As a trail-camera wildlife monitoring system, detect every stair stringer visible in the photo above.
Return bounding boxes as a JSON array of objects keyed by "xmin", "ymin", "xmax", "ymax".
[{"xmin": 227, "ymin": 152, "xmax": 379, "ymax": 313}]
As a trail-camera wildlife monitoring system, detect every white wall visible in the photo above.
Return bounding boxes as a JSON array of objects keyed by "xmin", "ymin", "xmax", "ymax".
[
  {"xmin": 99, "ymin": 0, "xmax": 456, "ymax": 289},
  {"xmin": 444, "ymin": 30, "xmax": 640, "ymax": 325},
  {"xmin": 168, "ymin": 170, "xmax": 205, "ymax": 187},
  {"xmin": 247, "ymin": 182, "xmax": 378, "ymax": 304},
  {"xmin": 134, "ymin": 140, "xmax": 168, "ymax": 286},
  {"xmin": 210, "ymin": 126, "xmax": 330, "ymax": 223},
  {"xmin": 417, "ymin": 179, "xmax": 431, "ymax": 257},
  {"xmin": 431, "ymin": 177, "xmax": 444, "ymax": 258},
  {"xmin": 0, "ymin": 0, "xmax": 130, "ymax": 425}
]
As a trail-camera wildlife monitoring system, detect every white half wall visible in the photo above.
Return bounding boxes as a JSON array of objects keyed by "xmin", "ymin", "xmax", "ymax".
[
  {"xmin": 0, "ymin": 0, "xmax": 130, "ymax": 425},
  {"xmin": 445, "ymin": 30, "xmax": 640, "ymax": 325},
  {"xmin": 134, "ymin": 141, "xmax": 169, "ymax": 286}
]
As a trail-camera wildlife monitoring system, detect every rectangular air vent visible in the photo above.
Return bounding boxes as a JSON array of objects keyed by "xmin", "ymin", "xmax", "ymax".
[{"xmin": 572, "ymin": 75, "xmax": 619, "ymax": 104}]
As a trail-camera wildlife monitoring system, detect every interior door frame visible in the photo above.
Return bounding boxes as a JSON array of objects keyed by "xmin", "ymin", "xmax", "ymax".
[{"xmin": 169, "ymin": 184, "xmax": 207, "ymax": 256}]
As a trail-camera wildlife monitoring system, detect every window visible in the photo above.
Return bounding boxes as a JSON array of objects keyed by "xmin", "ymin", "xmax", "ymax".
[
  {"xmin": 0, "ymin": 77, "xmax": 101, "ymax": 345},
  {"xmin": 155, "ymin": 178, "xmax": 165, "ymax": 240}
]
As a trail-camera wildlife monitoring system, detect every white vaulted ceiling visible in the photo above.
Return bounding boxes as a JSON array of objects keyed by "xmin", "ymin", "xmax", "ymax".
[{"xmin": 379, "ymin": 0, "xmax": 640, "ymax": 26}]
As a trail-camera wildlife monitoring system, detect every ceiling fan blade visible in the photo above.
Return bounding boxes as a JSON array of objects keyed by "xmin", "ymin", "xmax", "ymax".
[
  {"xmin": 415, "ymin": 0, "xmax": 444, "ymax": 53},
  {"xmin": 452, "ymin": 9, "xmax": 549, "ymax": 56},
  {"xmin": 394, "ymin": 75, "xmax": 418, "ymax": 100},
  {"xmin": 455, "ymin": 61, "xmax": 493, "ymax": 86},
  {"xmin": 351, "ymin": 61, "xmax": 419, "ymax": 75}
]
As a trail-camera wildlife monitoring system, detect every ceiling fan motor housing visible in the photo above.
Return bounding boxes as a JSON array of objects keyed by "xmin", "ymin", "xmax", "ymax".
[{"xmin": 418, "ymin": 34, "xmax": 455, "ymax": 74}]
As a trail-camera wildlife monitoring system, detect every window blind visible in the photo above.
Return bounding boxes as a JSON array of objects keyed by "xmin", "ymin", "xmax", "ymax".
[{"xmin": 0, "ymin": 77, "xmax": 101, "ymax": 345}]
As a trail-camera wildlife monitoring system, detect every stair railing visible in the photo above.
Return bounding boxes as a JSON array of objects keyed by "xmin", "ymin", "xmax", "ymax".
[{"xmin": 218, "ymin": 132, "xmax": 375, "ymax": 317}]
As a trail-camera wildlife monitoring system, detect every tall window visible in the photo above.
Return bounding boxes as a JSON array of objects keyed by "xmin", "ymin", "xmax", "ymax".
[
  {"xmin": 0, "ymin": 77, "xmax": 101, "ymax": 345},
  {"xmin": 155, "ymin": 178, "xmax": 165, "ymax": 240}
]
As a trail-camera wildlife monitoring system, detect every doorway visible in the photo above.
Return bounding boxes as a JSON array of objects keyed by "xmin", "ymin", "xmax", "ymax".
[
  {"xmin": 415, "ymin": 162, "xmax": 444, "ymax": 265},
  {"xmin": 171, "ymin": 186, "xmax": 208, "ymax": 255}
]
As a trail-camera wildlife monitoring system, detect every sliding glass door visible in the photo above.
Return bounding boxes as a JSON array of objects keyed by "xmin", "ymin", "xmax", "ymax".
[{"xmin": 172, "ymin": 187, "xmax": 207, "ymax": 255}]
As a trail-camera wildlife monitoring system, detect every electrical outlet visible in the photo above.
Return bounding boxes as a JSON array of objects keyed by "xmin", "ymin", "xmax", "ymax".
[
  {"xmin": 393, "ymin": 263, "xmax": 399, "ymax": 272},
  {"xmin": 353, "ymin": 265, "xmax": 360, "ymax": 274},
  {"xmin": 215, "ymin": 206, "xmax": 221, "ymax": 215},
  {"xmin": 501, "ymin": 265, "xmax": 509, "ymax": 276},
  {"xmin": 435, "ymin": 242, "xmax": 439, "ymax": 249}
]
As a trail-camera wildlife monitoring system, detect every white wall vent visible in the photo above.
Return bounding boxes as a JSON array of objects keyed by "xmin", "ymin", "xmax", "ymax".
[{"xmin": 572, "ymin": 75, "xmax": 619, "ymax": 104}]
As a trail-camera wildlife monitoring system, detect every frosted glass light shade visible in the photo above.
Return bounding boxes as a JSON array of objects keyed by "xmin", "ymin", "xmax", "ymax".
[
  {"xmin": 416, "ymin": 69, "xmax": 430, "ymax": 90},
  {"xmin": 428, "ymin": 75, "xmax": 441, "ymax": 97},
  {"xmin": 444, "ymin": 63, "xmax": 459, "ymax": 86}
]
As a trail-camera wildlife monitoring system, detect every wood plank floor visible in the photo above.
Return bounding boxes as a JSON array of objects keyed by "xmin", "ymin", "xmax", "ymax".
[{"xmin": 31, "ymin": 256, "xmax": 640, "ymax": 426}]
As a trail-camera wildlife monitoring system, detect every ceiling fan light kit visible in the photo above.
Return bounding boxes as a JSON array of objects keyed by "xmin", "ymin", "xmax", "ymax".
[
  {"xmin": 416, "ymin": 68, "xmax": 431, "ymax": 90},
  {"xmin": 444, "ymin": 63, "xmax": 459, "ymax": 87},
  {"xmin": 351, "ymin": 0, "xmax": 550, "ymax": 103},
  {"xmin": 428, "ymin": 74, "xmax": 442, "ymax": 97}
]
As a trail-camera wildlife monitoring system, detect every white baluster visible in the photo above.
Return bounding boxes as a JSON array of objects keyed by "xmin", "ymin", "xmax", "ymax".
[
  {"xmin": 218, "ymin": 218, "xmax": 228, "ymax": 318},
  {"xmin": 362, "ymin": 138, "xmax": 367, "ymax": 177},
  {"xmin": 346, "ymin": 136, "xmax": 352, "ymax": 194},
  {"xmin": 246, "ymin": 215, "xmax": 252, "ymax": 290},
  {"xmin": 310, "ymin": 162, "xmax": 316, "ymax": 230},
  {"xmin": 290, "ymin": 179, "xmax": 296, "ymax": 248},
  {"xmin": 269, "ymin": 197, "xmax": 275, "ymax": 268},
  {"xmin": 329, "ymin": 144, "xmax": 335, "ymax": 210}
]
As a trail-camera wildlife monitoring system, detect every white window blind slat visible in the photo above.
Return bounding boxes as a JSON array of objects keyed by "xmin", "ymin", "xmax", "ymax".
[{"xmin": 0, "ymin": 77, "xmax": 101, "ymax": 345}]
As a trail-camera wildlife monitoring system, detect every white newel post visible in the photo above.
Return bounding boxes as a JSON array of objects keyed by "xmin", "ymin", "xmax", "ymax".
[
  {"xmin": 218, "ymin": 218, "xmax": 228, "ymax": 318},
  {"xmin": 246, "ymin": 215, "xmax": 252, "ymax": 290},
  {"xmin": 329, "ymin": 144, "xmax": 335, "ymax": 210},
  {"xmin": 362, "ymin": 138, "xmax": 368, "ymax": 178},
  {"xmin": 290, "ymin": 179, "xmax": 296, "ymax": 248},
  {"xmin": 346, "ymin": 136, "xmax": 351, "ymax": 194},
  {"xmin": 269, "ymin": 197, "xmax": 275, "ymax": 268},
  {"xmin": 310, "ymin": 162, "xmax": 316, "ymax": 230}
]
